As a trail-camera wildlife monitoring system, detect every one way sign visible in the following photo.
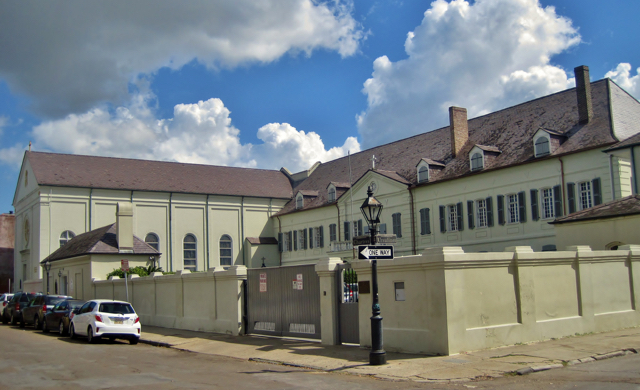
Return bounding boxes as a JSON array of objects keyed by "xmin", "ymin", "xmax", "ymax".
[{"xmin": 358, "ymin": 245, "xmax": 394, "ymax": 260}]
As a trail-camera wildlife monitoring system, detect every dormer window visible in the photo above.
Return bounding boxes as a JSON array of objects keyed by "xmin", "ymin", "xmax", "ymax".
[
  {"xmin": 534, "ymin": 137, "xmax": 550, "ymax": 157},
  {"xmin": 328, "ymin": 186, "xmax": 336, "ymax": 202},
  {"xmin": 296, "ymin": 194, "xmax": 304, "ymax": 209},
  {"xmin": 418, "ymin": 166, "xmax": 429, "ymax": 183},
  {"xmin": 470, "ymin": 152, "xmax": 483, "ymax": 171}
]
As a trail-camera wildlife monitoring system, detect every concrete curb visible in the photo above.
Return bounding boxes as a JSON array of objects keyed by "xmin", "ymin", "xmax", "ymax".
[{"xmin": 516, "ymin": 348, "xmax": 638, "ymax": 376}]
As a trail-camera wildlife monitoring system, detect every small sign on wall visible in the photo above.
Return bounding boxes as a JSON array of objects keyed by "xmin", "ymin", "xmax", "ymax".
[
  {"xmin": 259, "ymin": 273, "xmax": 267, "ymax": 292},
  {"xmin": 292, "ymin": 273, "xmax": 303, "ymax": 290}
]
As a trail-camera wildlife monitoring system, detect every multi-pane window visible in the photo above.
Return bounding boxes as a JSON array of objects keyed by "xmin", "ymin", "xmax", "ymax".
[
  {"xmin": 578, "ymin": 182, "xmax": 592, "ymax": 210},
  {"xmin": 476, "ymin": 199, "xmax": 488, "ymax": 228},
  {"xmin": 328, "ymin": 187, "xmax": 336, "ymax": 202},
  {"xmin": 219, "ymin": 235, "xmax": 232, "ymax": 266},
  {"xmin": 541, "ymin": 188, "xmax": 555, "ymax": 219},
  {"xmin": 314, "ymin": 227, "xmax": 321, "ymax": 248},
  {"xmin": 507, "ymin": 194, "xmax": 520, "ymax": 223},
  {"xmin": 448, "ymin": 205, "xmax": 458, "ymax": 231},
  {"xmin": 535, "ymin": 137, "xmax": 550, "ymax": 157},
  {"xmin": 392, "ymin": 213, "xmax": 402, "ymax": 237},
  {"xmin": 144, "ymin": 233, "xmax": 159, "ymax": 251},
  {"xmin": 282, "ymin": 232, "xmax": 290, "ymax": 252},
  {"xmin": 183, "ymin": 234, "xmax": 197, "ymax": 271},
  {"xmin": 59, "ymin": 230, "xmax": 76, "ymax": 247},
  {"xmin": 329, "ymin": 224, "xmax": 337, "ymax": 242},
  {"xmin": 298, "ymin": 229, "xmax": 306, "ymax": 249},
  {"xmin": 470, "ymin": 152, "xmax": 483, "ymax": 170},
  {"xmin": 354, "ymin": 220, "xmax": 363, "ymax": 237}
]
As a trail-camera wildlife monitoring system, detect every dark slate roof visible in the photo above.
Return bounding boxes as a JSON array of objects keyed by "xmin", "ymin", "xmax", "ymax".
[
  {"xmin": 42, "ymin": 224, "xmax": 159, "ymax": 263},
  {"xmin": 246, "ymin": 237, "xmax": 278, "ymax": 245},
  {"xmin": 474, "ymin": 144, "xmax": 502, "ymax": 153},
  {"xmin": 605, "ymin": 132, "xmax": 640, "ymax": 152},
  {"xmin": 551, "ymin": 195, "xmax": 640, "ymax": 224},
  {"xmin": 276, "ymin": 79, "xmax": 620, "ymax": 216},
  {"xmin": 26, "ymin": 152, "xmax": 293, "ymax": 199}
]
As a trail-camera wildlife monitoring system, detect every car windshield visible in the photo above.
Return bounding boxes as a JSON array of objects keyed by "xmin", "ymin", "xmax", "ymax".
[
  {"xmin": 69, "ymin": 301, "xmax": 85, "ymax": 310},
  {"xmin": 46, "ymin": 297, "xmax": 66, "ymax": 305},
  {"xmin": 99, "ymin": 302, "xmax": 134, "ymax": 314}
]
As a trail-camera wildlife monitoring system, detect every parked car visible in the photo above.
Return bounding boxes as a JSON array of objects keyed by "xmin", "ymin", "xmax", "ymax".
[
  {"xmin": 21, "ymin": 294, "xmax": 72, "ymax": 329},
  {"xmin": 2, "ymin": 292, "xmax": 38, "ymax": 325},
  {"xmin": 42, "ymin": 299, "xmax": 86, "ymax": 335},
  {"xmin": 69, "ymin": 299, "xmax": 141, "ymax": 344},
  {"xmin": 0, "ymin": 294, "xmax": 13, "ymax": 313}
]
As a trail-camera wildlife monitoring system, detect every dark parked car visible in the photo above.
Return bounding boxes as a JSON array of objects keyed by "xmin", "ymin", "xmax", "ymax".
[
  {"xmin": 43, "ymin": 299, "xmax": 86, "ymax": 335},
  {"xmin": 1, "ymin": 292, "xmax": 38, "ymax": 325},
  {"xmin": 21, "ymin": 294, "xmax": 72, "ymax": 329}
]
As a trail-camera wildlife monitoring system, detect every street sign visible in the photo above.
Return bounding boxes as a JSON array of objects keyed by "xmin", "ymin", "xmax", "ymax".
[
  {"xmin": 121, "ymin": 259, "xmax": 129, "ymax": 272},
  {"xmin": 358, "ymin": 245, "xmax": 394, "ymax": 260}
]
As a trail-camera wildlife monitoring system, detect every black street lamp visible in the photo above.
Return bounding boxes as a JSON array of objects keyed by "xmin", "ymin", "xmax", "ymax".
[
  {"xmin": 44, "ymin": 260, "xmax": 51, "ymax": 294},
  {"xmin": 360, "ymin": 185, "xmax": 386, "ymax": 365}
]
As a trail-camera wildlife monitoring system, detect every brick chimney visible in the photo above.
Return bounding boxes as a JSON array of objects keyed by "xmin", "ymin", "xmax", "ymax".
[
  {"xmin": 449, "ymin": 106, "xmax": 468, "ymax": 157},
  {"xmin": 574, "ymin": 65, "xmax": 592, "ymax": 124},
  {"xmin": 116, "ymin": 202, "xmax": 134, "ymax": 253}
]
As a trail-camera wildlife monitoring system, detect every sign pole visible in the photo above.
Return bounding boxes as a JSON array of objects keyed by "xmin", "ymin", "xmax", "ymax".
[{"xmin": 369, "ymin": 225, "xmax": 386, "ymax": 365}]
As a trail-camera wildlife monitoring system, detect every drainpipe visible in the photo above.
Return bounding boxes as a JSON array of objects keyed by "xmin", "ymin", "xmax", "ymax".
[
  {"xmin": 169, "ymin": 193, "xmax": 173, "ymax": 271},
  {"xmin": 276, "ymin": 216, "xmax": 282, "ymax": 266},
  {"xmin": 632, "ymin": 147, "xmax": 638, "ymax": 195},
  {"xmin": 241, "ymin": 196, "xmax": 245, "ymax": 266},
  {"xmin": 88, "ymin": 188, "xmax": 93, "ymax": 231},
  {"xmin": 206, "ymin": 195, "xmax": 210, "ymax": 269},
  {"xmin": 335, "ymin": 202, "xmax": 341, "ymax": 250},
  {"xmin": 559, "ymin": 158, "xmax": 566, "ymax": 215},
  {"xmin": 408, "ymin": 186, "xmax": 416, "ymax": 255},
  {"xmin": 608, "ymin": 154, "xmax": 616, "ymax": 201}
]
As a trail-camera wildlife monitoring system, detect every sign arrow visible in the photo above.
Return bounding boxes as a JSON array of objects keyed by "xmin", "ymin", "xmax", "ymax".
[
  {"xmin": 360, "ymin": 246, "xmax": 371, "ymax": 259},
  {"xmin": 358, "ymin": 245, "xmax": 394, "ymax": 260}
]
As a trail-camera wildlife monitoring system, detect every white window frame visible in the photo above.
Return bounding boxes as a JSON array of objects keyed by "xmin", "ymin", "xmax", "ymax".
[
  {"xmin": 59, "ymin": 230, "xmax": 76, "ymax": 247},
  {"xmin": 476, "ymin": 199, "xmax": 488, "ymax": 228},
  {"xmin": 183, "ymin": 234, "xmax": 197, "ymax": 271},
  {"xmin": 282, "ymin": 232, "xmax": 290, "ymax": 252},
  {"xmin": 314, "ymin": 227, "xmax": 321, "ymax": 248},
  {"xmin": 507, "ymin": 194, "xmax": 520, "ymax": 224},
  {"xmin": 219, "ymin": 235, "xmax": 232, "ymax": 266},
  {"xmin": 298, "ymin": 229, "xmax": 306, "ymax": 250},
  {"xmin": 578, "ymin": 181, "xmax": 593, "ymax": 210},
  {"xmin": 447, "ymin": 205, "xmax": 458, "ymax": 232},
  {"xmin": 541, "ymin": 188, "xmax": 555, "ymax": 219}
]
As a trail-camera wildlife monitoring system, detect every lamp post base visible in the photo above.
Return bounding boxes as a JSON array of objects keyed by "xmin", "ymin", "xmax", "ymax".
[{"xmin": 369, "ymin": 350, "xmax": 387, "ymax": 365}]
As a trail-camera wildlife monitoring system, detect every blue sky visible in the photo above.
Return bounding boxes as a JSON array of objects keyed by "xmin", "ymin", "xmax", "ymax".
[{"xmin": 1, "ymin": 0, "xmax": 639, "ymax": 213}]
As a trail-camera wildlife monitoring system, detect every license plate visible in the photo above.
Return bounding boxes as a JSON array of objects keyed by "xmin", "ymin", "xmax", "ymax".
[{"xmin": 113, "ymin": 319, "xmax": 123, "ymax": 324}]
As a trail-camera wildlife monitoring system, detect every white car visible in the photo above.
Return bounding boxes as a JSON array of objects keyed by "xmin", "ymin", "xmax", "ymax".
[{"xmin": 69, "ymin": 299, "xmax": 141, "ymax": 344}]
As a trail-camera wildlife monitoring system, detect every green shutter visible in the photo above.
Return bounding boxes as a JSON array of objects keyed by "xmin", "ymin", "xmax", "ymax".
[
  {"xmin": 530, "ymin": 189, "xmax": 539, "ymax": 221},
  {"xmin": 467, "ymin": 200, "xmax": 474, "ymax": 229}
]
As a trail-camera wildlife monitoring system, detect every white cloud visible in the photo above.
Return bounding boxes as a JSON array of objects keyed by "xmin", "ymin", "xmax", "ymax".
[
  {"xmin": 605, "ymin": 63, "xmax": 640, "ymax": 98},
  {"xmin": 357, "ymin": 0, "xmax": 580, "ymax": 148},
  {"xmin": 0, "ymin": 0, "xmax": 363, "ymax": 117},
  {"xmin": 0, "ymin": 143, "xmax": 27, "ymax": 168},
  {"xmin": 12, "ymin": 94, "xmax": 359, "ymax": 173}
]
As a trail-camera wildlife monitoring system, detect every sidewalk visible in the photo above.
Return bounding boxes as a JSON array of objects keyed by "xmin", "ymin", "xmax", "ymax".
[{"xmin": 139, "ymin": 326, "xmax": 640, "ymax": 383}]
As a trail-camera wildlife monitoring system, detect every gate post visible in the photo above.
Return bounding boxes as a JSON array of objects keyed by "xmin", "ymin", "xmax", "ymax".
[{"xmin": 315, "ymin": 257, "xmax": 343, "ymax": 345}]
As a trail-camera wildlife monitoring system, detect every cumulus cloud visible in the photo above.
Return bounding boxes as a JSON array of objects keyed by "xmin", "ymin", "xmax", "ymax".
[
  {"xmin": 0, "ymin": 0, "xmax": 363, "ymax": 117},
  {"xmin": 357, "ymin": 0, "xmax": 580, "ymax": 147},
  {"xmin": 605, "ymin": 63, "xmax": 640, "ymax": 98},
  {"xmin": 12, "ymin": 94, "xmax": 359, "ymax": 173}
]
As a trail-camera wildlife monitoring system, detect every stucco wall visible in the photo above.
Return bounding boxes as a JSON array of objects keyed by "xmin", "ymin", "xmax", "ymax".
[
  {"xmin": 555, "ymin": 214, "xmax": 640, "ymax": 250},
  {"xmin": 352, "ymin": 245, "xmax": 640, "ymax": 355},
  {"xmin": 92, "ymin": 266, "xmax": 246, "ymax": 335}
]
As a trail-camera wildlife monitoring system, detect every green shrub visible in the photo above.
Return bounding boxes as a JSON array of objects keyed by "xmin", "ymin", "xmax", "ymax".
[{"xmin": 106, "ymin": 265, "xmax": 164, "ymax": 280}]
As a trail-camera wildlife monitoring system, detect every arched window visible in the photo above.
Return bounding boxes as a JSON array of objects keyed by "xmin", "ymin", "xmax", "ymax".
[
  {"xmin": 470, "ymin": 153, "xmax": 483, "ymax": 171},
  {"xmin": 145, "ymin": 233, "xmax": 159, "ymax": 251},
  {"xmin": 296, "ymin": 195, "xmax": 303, "ymax": 209},
  {"xmin": 183, "ymin": 234, "xmax": 197, "ymax": 271},
  {"xmin": 418, "ymin": 166, "xmax": 429, "ymax": 183},
  {"xmin": 59, "ymin": 230, "xmax": 76, "ymax": 247},
  {"xmin": 220, "ymin": 235, "xmax": 233, "ymax": 266},
  {"xmin": 535, "ymin": 137, "xmax": 550, "ymax": 157},
  {"xmin": 328, "ymin": 187, "xmax": 336, "ymax": 202}
]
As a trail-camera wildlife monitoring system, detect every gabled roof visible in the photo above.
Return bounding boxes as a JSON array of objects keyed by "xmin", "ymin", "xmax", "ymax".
[
  {"xmin": 42, "ymin": 224, "xmax": 159, "ymax": 263},
  {"xmin": 24, "ymin": 152, "xmax": 293, "ymax": 199},
  {"xmin": 551, "ymin": 195, "xmax": 640, "ymax": 224},
  {"xmin": 416, "ymin": 158, "xmax": 446, "ymax": 167},
  {"xmin": 276, "ymin": 79, "xmax": 621, "ymax": 215}
]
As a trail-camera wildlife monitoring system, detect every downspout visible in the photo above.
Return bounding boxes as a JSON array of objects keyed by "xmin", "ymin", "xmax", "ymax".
[
  {"xmin": 206, "ymin": 195, "xmax": 210, "ymax": 270},
  {"xmin": 608, "ymin": 154, "xmax": 616, "ymax": 200},
  {"xmin": 88, "ymin": 188, "xmax": 93, "ymax": 231},
  {"xmin": 169, "ymin": 193, "xmax": 173, "ymax": 271},
  {"xmin": 409, "ymin": 186, "xmax": 416, "ymax": 255},
  {"xmin": 241, "ymin": 196, "xmax": 245, "ymax": 266},
  {"xmin": 49, "ymin": 189, "xmax": 52, "ymax": 255},
  {"xmin": 130, "ymin": 190, "xmax": 134, "ymax": 203},
  {"xmin": 559, "ymin": 158, "xmax": 566, "ymax": 215},
  {"xmin": 632, "ymin": 147, "xmax": 638, "ymax": 195},
  {"xmin": 276, "ymin": 216, "xmax": 282, "ymax": 266},
  {"xmin": 335, "ymin": 202, "xmax": 341, "ymax": 248}
]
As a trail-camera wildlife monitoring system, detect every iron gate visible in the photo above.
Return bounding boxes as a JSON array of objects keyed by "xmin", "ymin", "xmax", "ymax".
[
  {"xmin": 246, "ymin": 264, "xmax": 321, "ymax": 339},
  {"xmin": 337, "ymin": 263, "xmax": 359, "ymax": 344}
]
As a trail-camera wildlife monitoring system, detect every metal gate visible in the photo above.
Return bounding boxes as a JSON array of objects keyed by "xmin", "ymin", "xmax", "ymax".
[
  {"xmin": 246, "ymin": 264, "xmax": 321, "ymax": 339},
  {"xmin": 337, "ymin": 263, "xmax": 359, "ymax": 344}
]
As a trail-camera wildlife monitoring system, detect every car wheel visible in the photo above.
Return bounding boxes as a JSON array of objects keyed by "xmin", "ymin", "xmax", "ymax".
[
  {"xmin": 87, "ymin": 327, "xmax": 100, "ymax": 344},
  {"xmin": 59, "ymin": 321, "xmax": 65, "ymax": 336},
  {"xmin": 10, "ymin": 314, "xmax": 16, "ymax": 325},
  {"xmin": 34, "ymin": 316, "xmax": 40, "ymax": 330},
  {"xmin": 69, "ymin": 324, "xmax": 77, "ymax": 339},
  {"xmin": 129, "ymin": 338, "xmax": 139, "ymax": 345},
  {"xmin": 42, "ymin": 319, "xmax": 49, "ymax": 333}
]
